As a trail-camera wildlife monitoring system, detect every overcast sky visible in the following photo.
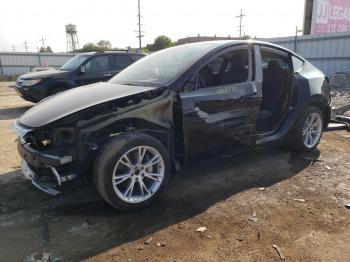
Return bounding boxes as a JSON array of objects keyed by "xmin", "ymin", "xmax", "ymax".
[{"xmin": 0, "ymin": 0, "xmax": 304, "ymax": 52}]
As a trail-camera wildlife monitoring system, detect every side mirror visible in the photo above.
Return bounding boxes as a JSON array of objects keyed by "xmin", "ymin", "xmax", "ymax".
[{"xmin": 79, "ymin": 65, "xmax": 86, "ymax": 74}]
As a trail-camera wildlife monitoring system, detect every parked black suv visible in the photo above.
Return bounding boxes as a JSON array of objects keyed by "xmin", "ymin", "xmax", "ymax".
[{"xmin": 15, "ymin": 50, "xmax": 146, "ymax": 103}]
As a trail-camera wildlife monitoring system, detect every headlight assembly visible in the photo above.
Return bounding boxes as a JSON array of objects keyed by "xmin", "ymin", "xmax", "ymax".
[{"xmin": 22, "ymin": 79, "xmax": 42, "ymax": 86}]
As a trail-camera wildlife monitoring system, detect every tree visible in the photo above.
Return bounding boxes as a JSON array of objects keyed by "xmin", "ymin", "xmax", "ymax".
[
  {"xmin": 96, "ymin": 40, "xmax": 112, "ymax": 50},
  {"xmin": 39, "ymin": 46, "xmax": 53, "ymax": 53},
  {"xmin": 241, "ymin": 35, "xmax": 252, "ymax": 40},
  {"xmin": 76, "ymin": 40, "xmax": 113, "ymax": 52},
  {"xmin": 78, "ymin": 42, "xmax": 99, "ymax": 52},
  {"xmin": 146, "ymin": 35, "xmax": 174, "ymax": 52}
]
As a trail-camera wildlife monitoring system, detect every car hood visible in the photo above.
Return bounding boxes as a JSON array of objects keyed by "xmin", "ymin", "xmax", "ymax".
[
  {"xmin": 19, "ymin": 69, "xmax": 69, "ymax": 80},
  {"xmin": 19, "ymin": 82, "xmax": 155, "ymax": 128}
]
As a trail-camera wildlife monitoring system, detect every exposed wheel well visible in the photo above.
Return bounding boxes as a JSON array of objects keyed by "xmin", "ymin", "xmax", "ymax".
[
  {"xmin": 91, "ymin": 118, "xmax": 175, "ymax": 163},
  {"xmin": 308, "ymin": 101, "xmax": 330, "ymax": 128}
]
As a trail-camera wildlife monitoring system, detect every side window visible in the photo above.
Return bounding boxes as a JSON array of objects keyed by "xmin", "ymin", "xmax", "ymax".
[
  {"xmin": 130, "ymin": 54, "xmax": 145, "ymax": 62},
  {"xmin": 292, "ymin": 56, "xmax": 304, "ymax": 73},
  {"xmin": 260, "ymin": 48, "xmax": 291, "ymax": 72},
  {"xmin": 113, "ymin": 55, "xmax": 133, "ymax": 70},
  {"xmin": 197, "ymin": 49, "xmax": 249, "ymax": 89},
  {"xmin": 85, "ymin": 56, "xmax": 110, "ymax": 73}
]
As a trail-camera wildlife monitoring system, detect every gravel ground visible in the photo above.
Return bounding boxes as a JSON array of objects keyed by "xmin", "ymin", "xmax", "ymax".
[{"xmin": 0, "ymin": 82, "xmax": 349, "ymax": 261}]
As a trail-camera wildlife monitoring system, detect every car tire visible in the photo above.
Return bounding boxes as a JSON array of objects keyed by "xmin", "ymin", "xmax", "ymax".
[
  {"xmin": 288, "ymin": 106, "xmax": 324, "ymax": 152},
  {"xmin": 93, "ymin": 132, "xmax": 171, "ymax": 211}
]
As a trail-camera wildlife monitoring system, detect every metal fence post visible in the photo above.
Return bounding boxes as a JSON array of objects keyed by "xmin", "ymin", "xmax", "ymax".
[
  {"xmin": 37, "ymin": 47, "xmax": 42, "ymax": 66},
  {"xmin": 0, "ymin": 55, "xmax": 3, "ymax": 75},
  {"xmin": 294, "ymin": 26, "xmax": 298, "ymax": 52}
]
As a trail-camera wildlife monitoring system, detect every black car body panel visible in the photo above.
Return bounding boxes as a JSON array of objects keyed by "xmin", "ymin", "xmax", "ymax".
[
  {"xmin": 13, "ymin": 40, "xmax": 331, "ymax": 195},
  {"xmin": 15, "ymin": 51, "xmax": 146, "ymax": 103},
  {"xmin": 19, "ymin": 82, "xmax": 156, "ymax": 128}
]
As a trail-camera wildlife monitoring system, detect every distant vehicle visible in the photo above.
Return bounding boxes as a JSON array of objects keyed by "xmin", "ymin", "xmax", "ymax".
[
  {"xmin": 13, "ymin": 41, "xmax": 331, "ymax": 210},
  {"xmin": 15, "ymin": 50, "xmax": 146, "ymax": 102}
]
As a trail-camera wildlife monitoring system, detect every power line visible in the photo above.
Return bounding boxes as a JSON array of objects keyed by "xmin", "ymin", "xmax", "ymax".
[{"xmin": 235, "ymin": 9, "xmax": 246, "ymax": 38}]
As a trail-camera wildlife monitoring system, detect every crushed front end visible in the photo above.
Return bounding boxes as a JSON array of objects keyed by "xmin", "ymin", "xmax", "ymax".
[{"xmin": 13, "ymin": 120, "xmax": 78, "ymax": 195}]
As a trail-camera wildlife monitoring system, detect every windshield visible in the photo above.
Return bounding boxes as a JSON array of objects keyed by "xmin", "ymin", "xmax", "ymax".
[
  {"xmin": 60, "ymin": 54, "xmax": 90, "ymax": 71},
  {"xmin": 110, "ymin": 43, "xmax": 220, "ymax": 87}
]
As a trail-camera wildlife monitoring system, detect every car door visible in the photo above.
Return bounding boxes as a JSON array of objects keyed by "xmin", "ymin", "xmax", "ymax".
[
  {"xmin": 76, "ymin": 55, "xmax": 112, "ymax": 86},
  {"xmin": 180, "ymin": 45, "xmax": 262, "ymax": 162},
  {"xmin": 110, "ymin": 54, "xmax": 134, "ymax": 76}
]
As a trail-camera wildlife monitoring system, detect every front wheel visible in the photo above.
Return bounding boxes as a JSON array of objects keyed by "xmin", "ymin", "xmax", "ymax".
[
  {"xmin": 93, "ymin": 133, "xmax": 171, "ymax": 210},
  {"xmin": 289, "ymin": 106, "xmax": 324, "ymax": 152}
]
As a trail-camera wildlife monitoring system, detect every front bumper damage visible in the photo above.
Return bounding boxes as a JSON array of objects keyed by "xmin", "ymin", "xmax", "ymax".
[{"xmin": 13, "ymin": 122, "xmax": 77, "ymax": 195}]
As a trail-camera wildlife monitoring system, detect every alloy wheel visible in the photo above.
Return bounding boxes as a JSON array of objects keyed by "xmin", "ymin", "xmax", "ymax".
[
  {"xmin": 112, "ymin": 146, "xmax": 165, "ymax": 203},
  {"xmin": 302, "ymin": 112, "xmax": 322, "ymax": 149}
]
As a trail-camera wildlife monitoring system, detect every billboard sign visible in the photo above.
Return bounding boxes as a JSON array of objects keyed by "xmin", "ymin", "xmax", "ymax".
[{"xmin": 311, "ymin": 0, "xmax": 350, "ymax": 34}]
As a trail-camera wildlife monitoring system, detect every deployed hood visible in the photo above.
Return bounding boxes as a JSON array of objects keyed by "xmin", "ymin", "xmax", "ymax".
[
  {"xmin": 19, "ymin": 82, "xmax": 155, "ymax": 128},
  {"xmin": 19, "ymin": 69, "xmax": 69, "ymax": 80}
]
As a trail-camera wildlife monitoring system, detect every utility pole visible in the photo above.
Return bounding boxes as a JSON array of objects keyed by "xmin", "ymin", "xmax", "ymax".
[
  {"xmin": 294, "ymin": 26, "xmax": 303, "ymax": 52},
  {"xmin": 40, "ymin": 36, "xmax": 47, "ymax": 49},
  {"xmin": 136, "ymin": 0, "xmax": 144, "ymax": 49},
  {"xmin": 23, "ymin": 41, "xmax": 29, "ymax": 52},
  {"xmin": 235, "ymin": 9, "xmax": 246, "ymax": 38}
]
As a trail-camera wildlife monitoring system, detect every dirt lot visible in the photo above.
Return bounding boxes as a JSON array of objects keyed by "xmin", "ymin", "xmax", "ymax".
[{"xmin": 0, "ymin": 82, "xmax": 349, "ymax": 262}]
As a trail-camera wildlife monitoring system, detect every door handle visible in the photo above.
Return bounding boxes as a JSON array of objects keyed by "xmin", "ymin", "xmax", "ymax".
[{"xmin": 104, "ymin": 73, "xmax": 112, "ymax": 77}]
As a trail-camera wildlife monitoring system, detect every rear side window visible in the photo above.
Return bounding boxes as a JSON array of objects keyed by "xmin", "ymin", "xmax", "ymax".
[
  {"xmin": 260, "ymin": 48, "xmax": 290, "ymax": 72},
  {"xmin": 292, "ymin": 56, "xmax": 304, "ymax": 73},
  {"xmin": 112, "ymin": 55, "xmax": 133, "ymax": 70},
  {"xmin": 85, "ymin": 55, "xmax": 110, "ymax": 72},
  {"xmin": 130, "ymin": 54, "xmax": 145, "ymax": 62}
]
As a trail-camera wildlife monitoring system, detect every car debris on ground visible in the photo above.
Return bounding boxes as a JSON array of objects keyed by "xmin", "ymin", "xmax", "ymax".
[
  {"xmin": 144, "ymin": 237, "xmax": 153, "ymax": 244},
  {"xmin": 272, "ymin": 244, "xmax": 286, "ymax": 260},
  {"xmin": 325, "ymin": 165, "xmax": 332, "ymax": 170},
  {"xmin": 196, "ymin": 226, "xmax": 207, "ymax": 233},
  {"xmin": 156, "ymin": 241, "xmax": 166, "ymax": 247}
]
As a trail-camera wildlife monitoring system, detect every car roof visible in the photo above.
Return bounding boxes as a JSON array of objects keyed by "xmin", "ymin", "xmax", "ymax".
[
  {"xmin": 79, "ymin": 50, "xmax": 147, "ymax": 56},
  {"xmin": 182, "ymin": 40, "xmax": 304, "ymax": 60}
]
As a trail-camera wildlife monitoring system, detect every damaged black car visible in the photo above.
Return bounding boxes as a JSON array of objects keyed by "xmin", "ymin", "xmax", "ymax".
[{"xmin": 13, "ymin": 40, "xmax": 331, "ymax": 210}]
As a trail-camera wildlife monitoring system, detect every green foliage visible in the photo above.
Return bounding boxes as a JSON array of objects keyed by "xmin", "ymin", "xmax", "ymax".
[
  {"xmin": 96, "ymin": 40, "xmax": 112, "ymax": 50},
  {"xmin": 77, "ymin": 40, "xmax": 112, "ymax": 52},
  {"xmin": 146, "ymin": 35, "xmax": 174, "ymax": 52},
  {"xmin": 45, "ymin": 46, "xmax": 53, "ymax": 53},
  {"xmin": 39, "ymin": 46, "xmax": 53, "ymax": 53},
  {"xmin": 241, "ymin": 35, "xmax": 252, "ymax": 40}
]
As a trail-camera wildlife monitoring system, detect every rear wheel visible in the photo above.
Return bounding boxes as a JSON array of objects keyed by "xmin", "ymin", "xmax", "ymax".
[
  {"xmin": 93, "ymin": 133, "xmax": 170, "ymax": 210},
  {"xmin": 289, "ymin": 106, "xmax": 323, "ymax": 152}
]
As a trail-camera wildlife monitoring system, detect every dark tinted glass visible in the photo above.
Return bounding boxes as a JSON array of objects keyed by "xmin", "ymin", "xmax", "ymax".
[
  {"xmin": 113, "ymin": 55, "xmax": 133, "ymax": 70},
  {"xmin": 85, "ymin": 55, "xmax": 110, "ymax": 72}
]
